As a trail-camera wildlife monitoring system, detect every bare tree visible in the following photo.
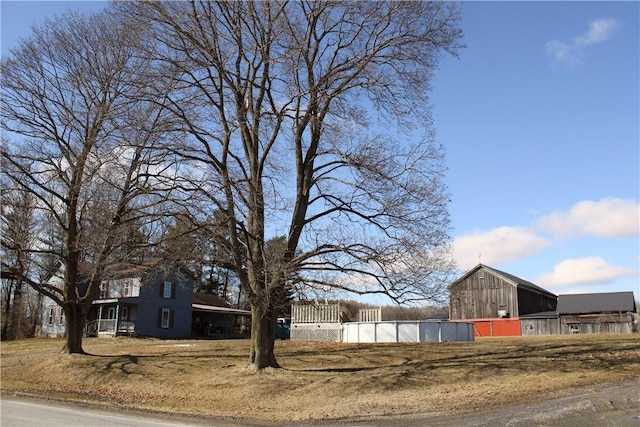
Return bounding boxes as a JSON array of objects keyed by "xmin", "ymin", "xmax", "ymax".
[
  {"xmin": 0, "ymin": 185, "xmax": 39, "ymax": 340},
  {"xmin": 1, "ymin": 8, "xmax": 177, "ymax": 353},
  {"xmin": 118, "ymin": 0, "xmax": 462, "ymax": 369}
]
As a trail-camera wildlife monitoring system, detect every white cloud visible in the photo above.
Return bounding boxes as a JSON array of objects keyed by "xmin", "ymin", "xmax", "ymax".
[
  {"xmin": 537, "ymin": 198, "xmax": 640, "ymax": 239},
  {"xmin": 536, "ymin": 256, "xmax": 637, "ymax": 287},
  {"xmin": 574, "ymin": 19, "xmax": 619, "ymax": 46},
  {"xmin": 546, "ymin": 18, "xmax": 619, "ymax": 68},
  {"xmin": 546, "ymin": 41, "xmax": 581, "ymax": 68},
  {"xmin": 453, "ymin": 226, "xmax": 550, "ymax": 270}
]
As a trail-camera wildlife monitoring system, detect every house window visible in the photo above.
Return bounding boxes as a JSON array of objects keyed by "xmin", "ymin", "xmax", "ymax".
[
  {"xmin": 108, "ymin": 307, "xmax": 116, "ymax": 319},
  {"xmin": 47, "ymin": 307, "xmax": 55, "ymax": 325},
  {"xmin": 163, "ymin": 282, "xmax": 172, "ymax": 299},
  {"xmin": 99, "ymin": 283, "xmax": 108, "ymax": 299},
  {"xmin": 58, "ymin": 309, "xmax": 64, "ymax": 325},
  {"xmin": 479, "ymin": 270, "xmax": 484, "ymax": 279},
  {"xmin": 121, "ymin": 306, "xmax": 129, "ymax": 321},
  {"xmin": 161, "ymin": 308, "xmax": 171, "ymax": 328},
  {"xmin": 123, "ymin": 280, "xmax": 130, "ymax": 297}
]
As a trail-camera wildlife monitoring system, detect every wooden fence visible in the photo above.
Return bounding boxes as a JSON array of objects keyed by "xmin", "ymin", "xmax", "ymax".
[
  {"xmin": 291, "ymin": 303, "xmax": 342, "ymax": 342},
  {"xmin": 292, "ymin": 303, "xmax": 341, "ymax": 324},
  {"xmin": 358, "ymin": 308, "xmax": 381, "ymax": 322}
]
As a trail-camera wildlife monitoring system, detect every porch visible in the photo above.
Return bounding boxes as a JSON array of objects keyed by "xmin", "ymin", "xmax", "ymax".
[
  {"xmin": 85, "ymin": 319, "xmax": 136, "ymax": 337},
  {"xmin": 191, "ymin": 303, "xmax": 251, "ymax": 339},
  {"xmin": 86, "ymin": 299, "xmax": 138, "ymax": 337}
]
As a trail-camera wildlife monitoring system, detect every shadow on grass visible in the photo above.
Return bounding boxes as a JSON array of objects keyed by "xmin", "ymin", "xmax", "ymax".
[
  {"xmin": 54, "ymin": 336, "xmax": 640, "ymax": 386},
  {"xmin": 282, "ymin": 339, "xmax": 640, "ymax": 377},
  {"xmin": 77, "ymin": 351, "xmax": 247, "ymax": 377}
]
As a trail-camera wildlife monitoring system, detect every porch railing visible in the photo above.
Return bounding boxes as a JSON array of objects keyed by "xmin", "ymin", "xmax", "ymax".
[{"xmin": 85, "ymin": 320, "xmax": 136, "ymax": 337}]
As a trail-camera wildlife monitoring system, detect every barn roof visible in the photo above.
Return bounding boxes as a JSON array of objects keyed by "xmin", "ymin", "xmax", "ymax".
[
  {"xmin": 519, "ymin": 311, "xmax": 558, "ymax": 319},
  {"xmin": 449, "ymin": 264, "xmax": 557, "ymax": 298},
  {"xmin": 557, "ymin": 292, "xmax": 636, "ymax": 314}
]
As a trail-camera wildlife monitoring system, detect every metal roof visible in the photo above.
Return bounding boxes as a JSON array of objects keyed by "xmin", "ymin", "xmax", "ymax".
[
  {"xmin": 519, "ymin": 311, "xmax": 558, "ymax": 319},
  {"xmin": 192, "ymin": 292, "xmax": 230, "ymax": 307},
  {"xmin": 192, "ymin": 303, "xmax": 251, "ymax": 315},
  {"xmin": 557, "ymin": 291, "xmax": 636, "ymax": 314},
  {"xmin": 449, "ymin": 264, "xmax": 557, "ymax": 298},
  {"xmin": 191, "ymin": 293, "xmax": 251, "ymax": 315},
  {"xmin": 483, "ymin": 265, "xmax": 557, "ymax": 297}
]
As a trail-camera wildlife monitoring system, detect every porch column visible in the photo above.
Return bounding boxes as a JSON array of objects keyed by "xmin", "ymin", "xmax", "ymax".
[
  {"xmin": 97, "ymin": 305, "xmax": 103, "ymax": 332},
  {"xmin": 114, "ymin": 304, "xmax": 120, "ymax": 337}
]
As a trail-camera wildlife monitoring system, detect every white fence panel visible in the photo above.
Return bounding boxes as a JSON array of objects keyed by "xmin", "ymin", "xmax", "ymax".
[
  {"xmin": 342, "ymin": 321, "xmax": 474, "ymax": 343},
  {"xmin": 397, "ymin": 322, "xmax": 418, "ymax": 342},
  {"xmin": 358, "ymin": 323, "xmax": 377, "ymax": 342},
  {"xmin": 376, "ymin": 322, "xmax": 397, "ymax": 342}
]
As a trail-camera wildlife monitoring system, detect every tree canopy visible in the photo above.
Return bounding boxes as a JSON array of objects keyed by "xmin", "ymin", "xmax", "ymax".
[{"xmin": 2, "ymin": 1, "xmax": 462, "ymax": 368}]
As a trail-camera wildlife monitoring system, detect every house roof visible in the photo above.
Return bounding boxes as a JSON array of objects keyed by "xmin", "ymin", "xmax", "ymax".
[
  {"xmin": 192, "ymin": 292, "xmax": 230, "ymax": 308},
  {"xmin": 44, "ymin": 261, "xmax": 96, "ymax": 283},
  {"xmin": 103, "ymin": 262, "xmax": 151, "ymax": 278},
  {"xmin": 449, "ymin": 264, "xmax": 557, "ymax": 298},
  {"xmin": 103, "ymin": 260, "xmax": 195, "ymax": 280},
  {"xmin": 557, "ymin": 292, "xmax": 636, "ymax": 314},
  {"xmin": 192, "ymin": 304, "xmax": 251, "ymax": 316},
  {"xmin": 192, "ymin": 293, "xmax": 251, "ymax": 315}
]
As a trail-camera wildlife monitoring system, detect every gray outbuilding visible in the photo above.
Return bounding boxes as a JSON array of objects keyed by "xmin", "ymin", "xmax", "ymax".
[{"xmin": 557, "ymin": 291, "xmax": 637, "ymax": 334}]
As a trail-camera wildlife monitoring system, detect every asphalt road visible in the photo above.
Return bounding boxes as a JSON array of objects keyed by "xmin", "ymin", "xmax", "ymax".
[{"xmin": 0, "ymin": 398, "xmax": 208, "ymax": 427}]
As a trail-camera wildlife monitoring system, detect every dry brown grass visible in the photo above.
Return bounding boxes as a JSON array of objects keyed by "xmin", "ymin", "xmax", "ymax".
[{"xmin": 2, "ymin": 334, "xmax": 639, "ymax": 423}]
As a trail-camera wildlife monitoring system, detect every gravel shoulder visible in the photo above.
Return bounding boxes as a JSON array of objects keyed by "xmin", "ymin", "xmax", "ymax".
[{"xmin": 346, "ymin": 380, "xmax": 640, "ymax": 427}]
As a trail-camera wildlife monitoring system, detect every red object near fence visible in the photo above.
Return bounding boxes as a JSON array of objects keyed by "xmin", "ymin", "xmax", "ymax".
[{"xmin": 453, "ymin": 318, "xmax": 522, "ymax": 337}]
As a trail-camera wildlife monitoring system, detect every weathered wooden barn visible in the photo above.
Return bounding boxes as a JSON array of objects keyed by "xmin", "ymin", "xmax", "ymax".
[
  {"xmin": 449, "ymin": 264, "xmax": 557, "ymax": 321},
  {"xmin": 520, "ymin": 311, "xmax": 561, "ymax": 336},
  {"xmin": 449, "ymin": 265, "xmax": 638, "ymax": 336},
  {"xmin": 557, "ymin": 292, "xmax": 637, "ymax": 334}
]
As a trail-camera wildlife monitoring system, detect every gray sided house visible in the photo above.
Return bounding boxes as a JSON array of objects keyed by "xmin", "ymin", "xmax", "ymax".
[
  {"xmin": 41, "ymin": 262, "xmax": 194, "ymax": 339},
  {"xmin": 557, "ymin": 291, "xmax": 637, "ymax": 334},
  {"xmin": 449, "ymin": 264, "xmax": 557, "ymax": 320},
  {"xmin": 85, "ymin": 263, "xmax": 194, "ymax": 338},
  {"xmin": 41, "ymin": 262, "xmax": 93, "ymax": 338}
]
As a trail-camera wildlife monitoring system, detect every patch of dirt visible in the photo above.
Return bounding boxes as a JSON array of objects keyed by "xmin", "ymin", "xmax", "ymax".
[{"xmin": 367, "ymin": 380, "xmax": 640, "ymax": 427}]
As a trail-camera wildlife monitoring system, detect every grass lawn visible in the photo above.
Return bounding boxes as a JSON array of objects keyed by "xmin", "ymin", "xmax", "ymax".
[{"xmin": 1, "ymin": 334, "xmax": 639, "ymax": 423}]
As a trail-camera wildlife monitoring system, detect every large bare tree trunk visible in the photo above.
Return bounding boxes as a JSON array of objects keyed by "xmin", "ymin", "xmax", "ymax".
[
  {"xmin": 7, "ymin": 281, "xmax": 23, "ymax": 340},
  {"xmin": 62, "ymin": 303, "xmax": 86, "ymax": 354},
  {"xmin": 249, "ymin": 304, "xmax": 279, "ymax": 370}
]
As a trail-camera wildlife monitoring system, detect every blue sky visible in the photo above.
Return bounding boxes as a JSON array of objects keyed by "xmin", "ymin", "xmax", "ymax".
[
  {"xmin": 431, "ymin": 2, "xmax": 639, "ymax": 298},
  {"xmin": 2, "ymin": 1, "xmax": 638, "ymax": 301}
]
